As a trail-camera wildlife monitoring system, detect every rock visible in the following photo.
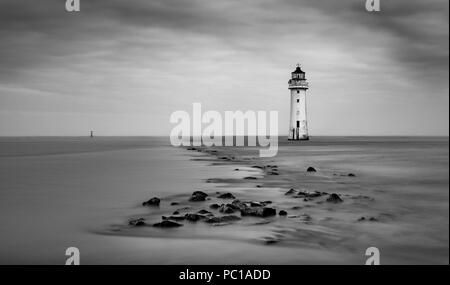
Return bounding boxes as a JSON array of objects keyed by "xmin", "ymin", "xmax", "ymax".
[
  {"xmin": 285, "ymin": 188, "xmax": 297, "ymax": 195},
  {"xmin": 326, "ymin": 193, "xmax": 343, "ymax": 203},
  {"xmin": 251, "ymin": 165, "xmax": 264, "ymax": 169},
  {"xmin": 162, "ymin": 215, "xmax": 185, "ymax": 221},
  {"xmin": 268, "ymin": 171, "xmax": 279, "ymax": 175},
  {"xmin": 256, "ymin": 185, "xmax": 262, "ymax": 188},
  {"xmin": 129, "ymin": 218, "xmax": 146, "ymax": 226},
  {"xmin": 231, "ymin": 200, "xmax": 247, "ymax": 211},
  {"xmin": 217, "ymin": 193, "xmax": 236, "ymax": 199},
  {"xmin": 153, "ymin": 220, "xmax": 183, "ymax": 228},
  {"xmin": 219, "ymin": 204, "xmax": 239, "ymax": 214},
  {"xmin": 170, "ymin": 202, "xmax": 179, "ymax": 206},
  {"xmin": 264, "ymin": 238, "xmax": 279, "ymax": 245},
  {"xmin": 189, "ymin": 191, "xmax": 208, "ymax": 202},
  {"xmin": 261, "ymin": 201, "xmax": 272, "ymax": 206},
  {"xmin": 205, "ymin": 215, "xmax": 241, "ymax": 224},
  {"xmin": 250, "ymin": 202, "xmax": 263, "ymax": 207},
  {"xmin": 348, "ymin": 173, "xmax": 356, "ymax": 177},
  {"xmin": 143, "ymin": 197, "xmax": 160, "ymax": 207},
  {"xmin": 241, "ymin": 207, "xmax": 277, "ymax": 217},
  {"xmin": 185, "ymin": 213, "xmax": 204, "ymax": 222},
  {"xmin": 234, "ymin": 168, "xmax": 239, "ymax": 171},
  {"xmin": 172, "ymin": 210, "xmax": 180, "ymax": 215},
  {"xmin": 299, "ymin": 214, "xmax": 312, "ymax": 222},
  {"xmin": 358, "ymin": 216, "xmax": 378, "ymax": 222},
  {"xmin": 209, "ymin": 203, "xmax": 221, "ymax": 210},
  {"xmin": 295, "ymin": 191, "xmax": 322, "ymax": 199},
  {"xmin": 306, "ymin": 167, "xmax": 317, "ymax": 172},
  {"xmin": 244, "ymin": 176, "xmax": 258, "ymax": 180},
  {"xmin": 197, "ymin": 209, "xmax": 212, "ymax": 215},
  {"xmin": 279, "ymin": 210, "xmax": 288, "ymax": 216}
]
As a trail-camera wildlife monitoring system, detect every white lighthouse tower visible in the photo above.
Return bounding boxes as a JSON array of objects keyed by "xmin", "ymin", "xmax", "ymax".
[{"xmin": 288, "ymin": 64, "xmax": 310, "ymax": 140}]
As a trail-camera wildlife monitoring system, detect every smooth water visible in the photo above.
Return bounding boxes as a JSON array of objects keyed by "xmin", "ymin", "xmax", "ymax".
[{"xmin": 0, "ymin": 136, "xmax": 448, "ymax": 264}]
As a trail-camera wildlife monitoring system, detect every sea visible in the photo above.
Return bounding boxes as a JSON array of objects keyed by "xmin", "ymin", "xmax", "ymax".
[{"xmin": 0, "ymin": 136, "xmax": 448, "ymax": 264}]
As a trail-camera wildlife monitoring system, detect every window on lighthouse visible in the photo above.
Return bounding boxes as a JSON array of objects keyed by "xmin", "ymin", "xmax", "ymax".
[{"xmin": 297, "ymin": 99, "xmax": 299, "ymax": 103}]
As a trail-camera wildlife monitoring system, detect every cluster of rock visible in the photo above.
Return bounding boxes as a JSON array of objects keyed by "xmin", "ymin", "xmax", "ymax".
[
  {"xmin": 250, "ymin": 164, "xmax": 279, "ymax": 176},
  {"xmin": 142, "ymin": 197, "xmax": 160, "ymax": 206},
  {"xmin": 285, "ymin": 188, "xmax": 344, "ymax": 203},
  {"xmin": 131, "ymin": 191, "xmax": 291, "ymax": 228}
]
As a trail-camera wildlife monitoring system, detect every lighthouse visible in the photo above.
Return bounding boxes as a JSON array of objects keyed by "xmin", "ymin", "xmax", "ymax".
[{"xmin": 288, "ymin": 64, "xmax": 310, "ymax": 140}]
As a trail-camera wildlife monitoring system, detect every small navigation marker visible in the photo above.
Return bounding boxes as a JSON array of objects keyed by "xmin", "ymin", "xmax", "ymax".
[{"xmin": 90, "ymin": 131, "xmax": 94, "ymax": 138}]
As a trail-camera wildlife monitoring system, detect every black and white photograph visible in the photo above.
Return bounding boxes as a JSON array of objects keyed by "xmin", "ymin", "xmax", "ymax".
[{"xmin": 0, "ymin": 0, "xmax": 448, "ymax": 270}]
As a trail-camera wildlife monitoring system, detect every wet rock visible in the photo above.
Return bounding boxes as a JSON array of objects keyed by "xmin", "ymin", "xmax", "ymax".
[
  {"xmin": 261, "ymin": 201, "xmax": 272, "ymax": 206},
  {"xmin": 170, "ymin": 202, "xmax": 179, "ymax": 206},
  {"xmin": 219, "ymin": 204, "xmax": 239, "ymax": 214},
  {"xmin": 153, "ymin": 220, "xmax": 183, "ymax": 228},
  {"xmin": 185, "ymin": 213, "xmax": 204, "ymax": 222},
  {"xmin": 295, "ymin": 191, "xmax": 322, "ymax": 199},
  {"xmin": 187, "ymin": 147, "xmax": 197, "ymax": 151},
  {"xmin": 234, "ymin": 168, "xmax": 240, "ymax": 171},
  {"xmin": 209, "ymin": 203, "xmax": 221, "ymax": 210},
  {"xmin": 162, "ymin": 215, "xmax": 185, "ymax": 221},
  {"xmin": 285, "ymin": 188, "xmax": 297, "ymax": 195},
  {"xmin": 358, "ymin": 216, "xmax": 378, "ymax": 222},
  {"xmin": 250, "ymin": 202, "xmax": 263, "ymax": 207},
  {"xmin": 256, "ymin": 185, "xmax": 262, "ymax": 188},
  {"xmin": 244, "ymin": 176, "xmax": 258, "ymax": 180},
  {"xmin": 299, "ymin": 213, "xmax": 312, "ymax": 222},
  {"xmin": 217, "ymin": 193, "xmax": 236, "ymax": 199},
  {"xmin": 251, "ymin": 165, "xmax": 264, "ymax": 169},
  {"xmin": 326, "ymin": 193, "xmax": 343, "ymax": 203},
  {"xmin": 189, "ymin": 191, "xmax": 208, "ymax": 202},
  {"xmin": 268, "ymin": 171, "xmax": 279, "ymax": 175},
  {"xmin": 172, "ymin": 211, "xmax": 180, "ymax": 215},
  {"xmin": 348, "ymin": 173, "xmax": 356, "ymax": 177},
  {"xmin": 205, "ymin": 215, "xmax": 241, "ymax": 224},
  {"xmin": 279, "ymin": 210, "xmax": 288, "ymax": 216},
  {"xmin": 197, "ymin": 209, "xmax": 212, "ymax": 215},
  {"xmin": 241, "ymin": 207, "xmax": 277, "ymax": 217},
  {"xmin": 306, "ymin": 167, "xmax": 317, "ymax": 172},
  {"xmin": 231, "ymin": 200, "xmax": 247, "ymax": 211},
  {"xmin": 129, "ymin": 218, "xmax": 146, "ymax": 226},
  {"xmin": 143, "ymin": 197, "xmax": 160, "ymax": 207},
  {"xmin": 264, "ymin": 238, "xmax": 279, "ymax": 245}
]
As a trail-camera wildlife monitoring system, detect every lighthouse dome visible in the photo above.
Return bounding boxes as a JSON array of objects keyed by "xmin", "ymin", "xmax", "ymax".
[
  {"xmin": 292, "ymin": 65, "xmax": 304, "ymax": 74},
  {"xmin": 291, "ymin": 65, "xmax": 305, "ymax": 79}
]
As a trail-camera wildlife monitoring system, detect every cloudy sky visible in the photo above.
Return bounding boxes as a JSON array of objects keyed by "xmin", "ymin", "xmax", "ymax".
[{"xmin": 0, "ymin": 0, "xmax": 448, "ymax": 136}]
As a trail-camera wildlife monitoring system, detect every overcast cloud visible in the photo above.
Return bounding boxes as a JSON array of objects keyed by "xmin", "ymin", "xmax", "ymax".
[{"xmin": 0, "ymin": 0, "xmax": 448, "ymax": 136}]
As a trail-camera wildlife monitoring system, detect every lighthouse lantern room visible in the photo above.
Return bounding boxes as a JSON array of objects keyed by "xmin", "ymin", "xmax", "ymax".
[{"xmin": 288, "ymin": 64, "xmax": 310, "ymax": 140}]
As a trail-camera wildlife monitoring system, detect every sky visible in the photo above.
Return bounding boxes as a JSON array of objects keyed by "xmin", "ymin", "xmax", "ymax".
[{"xmin": 0, "ymin": 0, "xmax": 448, "ymax": 136}]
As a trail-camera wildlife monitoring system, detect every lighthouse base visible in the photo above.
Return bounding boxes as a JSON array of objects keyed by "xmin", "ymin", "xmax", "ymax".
[
  {"xmin": 288, "ymin": 136, "xmax": 309, "ymax": 141},
  {"xmin": 288, "ymin": 129, "xmax": 309, "ymax": 141}
]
